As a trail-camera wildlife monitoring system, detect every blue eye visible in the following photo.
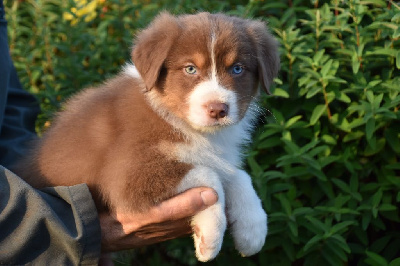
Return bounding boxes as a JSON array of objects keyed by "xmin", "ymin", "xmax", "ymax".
[
  {"xmin": 185, "ymin": 66, "xmax": 197, "ymax": 74},
  {"xmin": 232, "ymin": 64, "xmax": 243, "ymax": 75}
]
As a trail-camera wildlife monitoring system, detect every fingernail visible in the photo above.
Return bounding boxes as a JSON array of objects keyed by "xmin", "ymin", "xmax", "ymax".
[{"xmin": 200, "ymin": 190, "xmax": 218, "ymax": 206}]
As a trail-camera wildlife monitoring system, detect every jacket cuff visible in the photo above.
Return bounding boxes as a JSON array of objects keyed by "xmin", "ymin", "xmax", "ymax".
[{"xmin": 67, "ymin": 184, "xmax": 102, "ymax": 265}]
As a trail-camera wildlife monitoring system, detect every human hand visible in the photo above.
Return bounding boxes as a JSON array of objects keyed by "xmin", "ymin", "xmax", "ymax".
[{"xmin": 99, "ymin": 187, "xmax": 218, "ymax": 252}]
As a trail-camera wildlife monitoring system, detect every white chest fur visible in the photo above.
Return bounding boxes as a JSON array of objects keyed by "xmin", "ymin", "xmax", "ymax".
[{"xmin": 174, "ymin": 110, "xmax": 255, "ymax": 174}]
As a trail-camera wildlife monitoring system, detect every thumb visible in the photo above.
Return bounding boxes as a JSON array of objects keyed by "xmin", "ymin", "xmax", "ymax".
[{"xmin": 154, "ymin": 187, "xmax": 218, "ymax": 222}]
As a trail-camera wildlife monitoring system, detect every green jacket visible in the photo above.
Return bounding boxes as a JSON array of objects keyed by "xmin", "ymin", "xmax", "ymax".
[{"xmin": 0, "ymin": 2, "xmax": 101, "ymax": 264}]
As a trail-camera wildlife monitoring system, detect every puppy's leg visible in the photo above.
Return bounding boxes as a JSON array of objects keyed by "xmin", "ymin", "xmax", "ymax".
[
  {"xmin": 177, "ymin": 166, "xmax": 226, "ymax": 262},
  {"xmin": 223, "ymin": 169, "xmax": 267, "ymax": 256}
]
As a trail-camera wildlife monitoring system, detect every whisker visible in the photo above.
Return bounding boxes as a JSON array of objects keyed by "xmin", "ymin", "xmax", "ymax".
[
  {"xmin": 247, "ymin": 105, "xmax": 276, "ymax": 124},
  {"xmin": 236, "ymin": 95, "xmax": 277, "ymax": 124}
]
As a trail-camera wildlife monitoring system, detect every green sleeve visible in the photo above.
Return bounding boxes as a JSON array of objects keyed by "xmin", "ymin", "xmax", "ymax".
[{"xmin": 0, "ymin": 165, "xmax": 101, "ymax": 265}]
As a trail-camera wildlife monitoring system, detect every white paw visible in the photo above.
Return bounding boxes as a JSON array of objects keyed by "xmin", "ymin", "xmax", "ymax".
[
  {"xmin": 191, "ymin": 205, "xmax": 227, "ymax": 262},
  {"xmin": 231, "ymin": 208, "xmax": 267, "ymax": 257}
]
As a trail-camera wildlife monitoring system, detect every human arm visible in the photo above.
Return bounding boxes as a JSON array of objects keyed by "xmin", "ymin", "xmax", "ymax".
[
  {"xmin": 0, "ymin": 165, "xmax": 218, "ymax": 264},
  {"xmin": 100, "ymin": 187, "xmax": 218, "ymax": 252}
]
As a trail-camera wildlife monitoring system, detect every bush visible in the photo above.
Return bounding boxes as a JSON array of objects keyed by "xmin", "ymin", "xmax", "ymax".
[{"xmin": 5, "ymin": 0, "xmax": 400, "ymax": 265}]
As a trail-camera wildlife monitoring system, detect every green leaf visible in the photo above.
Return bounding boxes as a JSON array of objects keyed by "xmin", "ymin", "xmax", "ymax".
[
  {"xmin": 322, "ymin": 135, "xmax": 337, "ymax": 145},
  {"xmin": 359, "ymin": 0, "xmax": 387, "ymax": 8},
  {"xmin": 248, "ymin": 156, "xmax": 263, "ymax": 175},
  {"xmin": 313, "ymin": 49, "xmax": 325, "ymax": 64},
  {"xmin": 281, "ymin": 241, "xmax": 296, "ymax": 261},
  {"xmin": 261, "ymin": 2, "xmax": 288, "ymax": 9},
  {"xmin": 293, "ymin": 207, "xmax": 313, "ymax": 216},
  {"xmin": 389, "ymin": 258, "xmax": 400, "ymax": 266},
  {"xmin": 273, "ymin": 87, "xmax": 290, "ymax": 98},
  {"xmin": 277, "ymin": 194, "xmax": 292, "ymax": 215},
  {"xmin": 309, "ymin": 167, "xmax": 328, "ymax": 181},
  {"xmin": 263, "ymin": 170, "xmax": 286, "ymax": 179},
  {"xmin": 379, "ymin": 204, "xmax": 397, "ymax": 212},
  {"xmin": 322, "ymin": 245, "xmax": 343, "ymax": 266},
  {"xmin": 285, "ymin": 115, "xmax": 303, "ymax": 128},
  {"xmin": 332, "ymin": 178, "xmax": 351, "ymax": 194},
  {"xmin": 303, "ymin": 234, "xmax": 323, "ymax": 252},
  {"xmin": 365, "ymin": 251, "xmax": 388, "ymax": 266},
  {"xmin": 282, "ymin": 138, "xmax": 300, "ymax": 153},
  {"xmin": 343, "ymin": 131, "xmax": 365, "ymax": 142},
  {"xmin": 258, "ymin": 136, "xmax": 282, "ymax": 149},
  {"xmin": 367, "ymin": 80, "xmax": 382, "ymax": 89},
  {"xmin": 337, "ymin": 91, "xmax": 351, "ymax": 103},
  {"xmin": 352, "ymin": 50, "xmax": 360, "ymax": 74},
  {"xmin": 306, "ymin": 86, "xmax": 322, "ymax": 98},
  {"xmin": 370, "ymin": 235, "xmax": 392, "ymax": 256},
  {"xmin": 325, "ymin": 239, "xmax": 349, "ymax": 261},
  {"xmin": 366, "ymin": 118, "xmax": 375, "ymax": 140},
  {"xmin": 364, "ymin": 138, "xmax": 386, "ymax": 156},
  {"xmin": 321, "ymin": 59, "xmax": 333, "ymax": 77},
  {"xmin": 310, "ymin": 104, "xmax": 327, "ymax": 125},
  {"xmin": 362, "ymin": 213, "xmax": 372, "ymax": 230},
  {"xmin": 259, "ymin": 128, "xmax": 281, "ymax": 140},
  {"xmin": 330, "ymin": 221, "xmax": 356, "ymax": 235},
  {"xmin": 372, "ymin": 189, "xmax": 383, "ymax": 207},
  {"xmin": 282, "ymin": 130, "xmax": 292, "ymax": 142},
  {"xmin": 367, "ymin": 48, "xmax": 397, "ymax": 57},
  {"xmin": 373, "ymin": 93, "xmax": 383, "ymax": 109},
  {"xmin": 366, "ymin": 91, "xmax": 375, "ymax": 103},
  {"xmin": 330, "ymin": 234, "xmax": 349, "ymax": 249},
  {"xmin": 350, "ymin": 175, "xmax": 359, "ymax": 192},
  {"xmin": 333, "ymin": 114, "xmax": 352, "ymax": 132},
  {"xmin": 325, "ymin": 76, "xmax": 347, "ymax": 84},
  {"xmin": 288, "ymin": 221, "xmax": 298, "ymax": 237},
  {"xmin": 306, "ymin": 216, "xmax": 328, "ymax": 233}
]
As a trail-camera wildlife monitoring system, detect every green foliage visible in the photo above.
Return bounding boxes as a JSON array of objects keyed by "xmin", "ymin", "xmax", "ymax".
[{"xmin": 6, "ymin": 0, "xmax": 400, "ymax": 265}]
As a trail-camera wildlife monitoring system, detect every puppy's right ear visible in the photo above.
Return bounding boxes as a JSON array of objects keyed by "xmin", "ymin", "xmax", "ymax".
[{"xmin": 132, "ymin": 12, "xmax": 180, "ymax": 91}]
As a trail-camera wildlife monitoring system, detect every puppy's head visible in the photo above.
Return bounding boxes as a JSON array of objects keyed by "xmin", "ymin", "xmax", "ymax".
[{"xmin": 132, "ymin": 12, "xmax": 279, "ymax": 133}]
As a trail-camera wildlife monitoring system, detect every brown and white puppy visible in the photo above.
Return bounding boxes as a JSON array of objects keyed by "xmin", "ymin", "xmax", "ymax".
[{"xmin": 13, "ymin": 12, "xmax": 279, "ymax": 261}]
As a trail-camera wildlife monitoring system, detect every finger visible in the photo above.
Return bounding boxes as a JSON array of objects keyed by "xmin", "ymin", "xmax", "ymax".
[{"xmin": 153, "ymin": 187, "xmax": 218, "ymax": 222}]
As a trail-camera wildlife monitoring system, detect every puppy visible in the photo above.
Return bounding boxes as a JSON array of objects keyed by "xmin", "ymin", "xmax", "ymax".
[{"xmin": 13, "ymin": 12, "xmax": 279, "ymax": 261}]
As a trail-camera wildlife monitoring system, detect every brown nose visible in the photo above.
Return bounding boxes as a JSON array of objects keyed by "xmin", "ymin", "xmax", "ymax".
[{"xmin": 207, "ymin": 102, "xmax": 229, "ymax": 119}]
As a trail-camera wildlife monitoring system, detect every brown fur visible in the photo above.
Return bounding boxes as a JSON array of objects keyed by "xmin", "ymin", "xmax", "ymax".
[
  {"xmin": 12, "ymin": 12, "xmax": 279, "ymax": 214},
  {"xmin": 14, "ymin": 75, "xmax": 191, "ymax": 212}
]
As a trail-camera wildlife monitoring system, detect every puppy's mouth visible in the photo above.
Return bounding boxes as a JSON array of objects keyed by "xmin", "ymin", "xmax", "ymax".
[{"xmin": 188, "ymin": 102, "xmax": 238, "ymax": 132}]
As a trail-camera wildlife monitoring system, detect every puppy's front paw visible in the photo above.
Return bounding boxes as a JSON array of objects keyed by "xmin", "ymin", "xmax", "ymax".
[
  {"xmin": 231, "ymin": 207, "xmax": 267, "ymax": 257},
  {"xmin": 192, "ymin": 204, "xmax": 227, "ymax": 262}
]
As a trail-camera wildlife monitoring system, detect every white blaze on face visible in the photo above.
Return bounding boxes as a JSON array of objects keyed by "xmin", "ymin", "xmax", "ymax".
[
  {"xmin": 187, "ymin": 31, "xmax": 240, "ymax": 131},
  {"xmin": 210, "ymin": 32, "xmax": 218, "ymax": 83}
]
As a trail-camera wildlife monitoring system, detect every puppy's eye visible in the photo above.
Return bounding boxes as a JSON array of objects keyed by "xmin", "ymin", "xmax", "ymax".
[
  {"xmin": 184, "ymin": 66, "xmax": 197, "ymax": 75},
  {"xmin": 231, "ymin": 64, "xmax": 244, "ymax": 75}
]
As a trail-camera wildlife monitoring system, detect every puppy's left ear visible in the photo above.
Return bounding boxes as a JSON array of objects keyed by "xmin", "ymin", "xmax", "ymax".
[
  {"xmin": 248, "ymin": 21, "xmax": 280, "ymax": 94},
  {"xmin": 132, "ymin": 12, "xmax": 180, "ymax": 91}
]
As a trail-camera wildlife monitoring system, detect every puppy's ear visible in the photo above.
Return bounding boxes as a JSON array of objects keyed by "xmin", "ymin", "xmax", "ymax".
[
  {"xmin": 248, "ymin": 21, "xmax": 280, "ymax": 94},
  {"xmin": 132, "ymin": 12, "xmax": 180, "ymax": 91}
]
